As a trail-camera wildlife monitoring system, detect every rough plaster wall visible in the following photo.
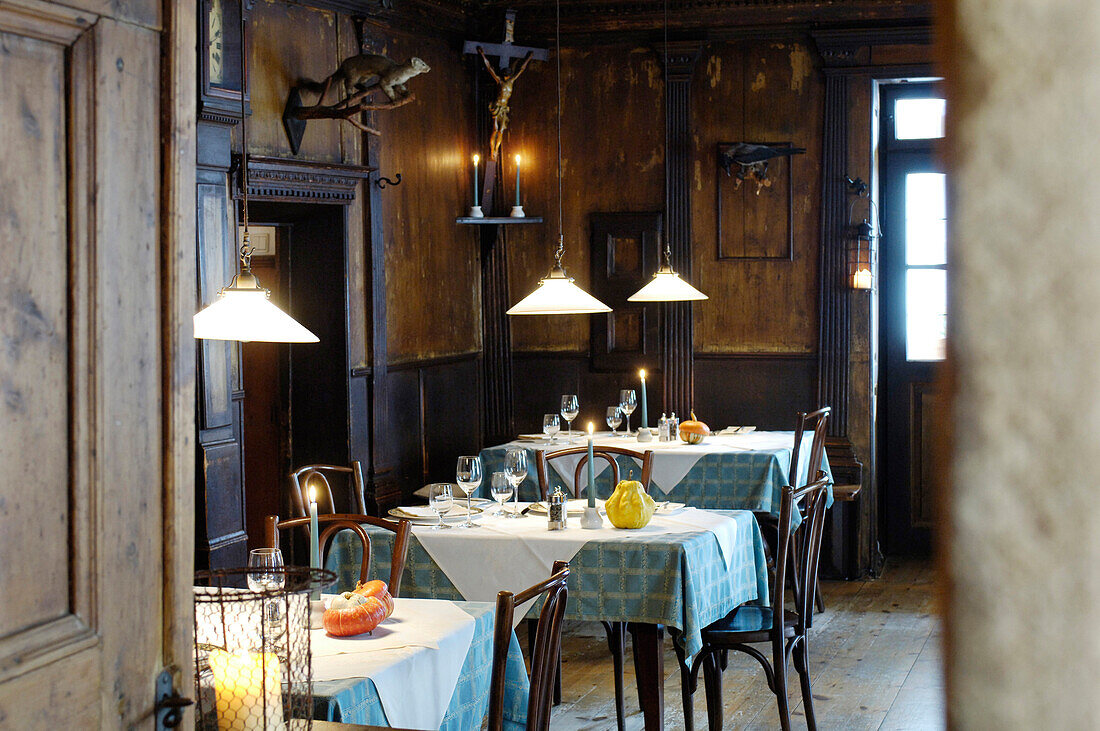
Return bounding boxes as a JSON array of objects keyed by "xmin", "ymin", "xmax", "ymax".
[{"xmin": 948, "ymin": 1, "xmax": 1100, "ymax": 726}]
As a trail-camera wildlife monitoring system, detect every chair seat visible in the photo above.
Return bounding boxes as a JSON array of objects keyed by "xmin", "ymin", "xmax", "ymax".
[{"xmin": 702, "ymin": 605, "xmax": 798, "ymax": 643}]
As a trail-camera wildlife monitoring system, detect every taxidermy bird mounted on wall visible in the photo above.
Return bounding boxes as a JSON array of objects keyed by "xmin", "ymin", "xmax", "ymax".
[{"xmin": 718, "ymin": 143, "xmax": 806, "ymax": 194}]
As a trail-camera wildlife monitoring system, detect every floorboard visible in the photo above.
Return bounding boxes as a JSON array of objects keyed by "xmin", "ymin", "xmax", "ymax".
[{"xmin": 545, "ymin": 557, "xmax": 945, "ymax": 730}]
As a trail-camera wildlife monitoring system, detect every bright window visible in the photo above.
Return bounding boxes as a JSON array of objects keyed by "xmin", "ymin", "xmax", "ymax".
[{"xmin": 895, "ymin": 98, "xmax": 945, "ymax": 140}]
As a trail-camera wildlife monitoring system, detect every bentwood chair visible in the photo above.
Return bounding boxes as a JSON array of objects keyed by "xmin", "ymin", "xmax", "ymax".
[
  {"xmin": 488, "ymin": 561, "xmax": 570, "ymax": 731},
  {"xmin": 533, "ymin": 445, "xmax": 653, "ymax": 730},
  {"xmin": 289, "ymin": 462, "xmax": 368, "ymax": 518},
  {"xmin": 680, "ymin": 473, "xmax": 831, "ymax": 731},
  {"xmin": 265, "ymin": 513, "xmax": 410, "ymax": 597},
  {"xmin": 791, "ymin": 407, "xmax": 830, "ymax": 615}
]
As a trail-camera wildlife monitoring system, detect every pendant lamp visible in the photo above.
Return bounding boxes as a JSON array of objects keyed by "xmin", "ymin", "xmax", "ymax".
[
  {"xmin": 628, "ymin": 0, "xmax": 708, "ymax": 303},
  {"xmin": 507, "ymin": 0, "xmax": 611, "ymax": 316},
  {"xmin": 193, "ymin": 0, "xmax": 319, "ymax": 343}
]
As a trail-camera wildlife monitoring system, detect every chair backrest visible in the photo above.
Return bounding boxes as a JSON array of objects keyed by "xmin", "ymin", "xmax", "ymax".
[
  {"xmin": 772, "ymin": 473, "xmax": 831, "ymax": 633},
  {"xmin": 264, "ymin": 512, "xmax": 411, "ymax": 597},
  {"xmin": 488, "ymin": 561, "xmax": 570, "ymax": 731},
  {"xmin": 289, "ymin": 462, "xmax": 368, "ymax": 518},
  {"xmin": 534, "ymin": 446, "xmax": 655, "ymax": 500},
  {"xmin": 791, "ymin": 407, "xmax": 830, "ymax": 489}
]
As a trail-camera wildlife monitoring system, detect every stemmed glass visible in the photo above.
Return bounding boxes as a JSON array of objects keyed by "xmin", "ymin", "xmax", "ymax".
[
  {"xmin": 490, "ymin": 471, "xmax": 513, "ymax": 515},
  {"xmin": 560, "ymin": 394, "xmax": 579, "ymax": 440},
  {"xmin": 456, "ymin": 455, "xmax": 482, "ymax": 528},
  {"xmin": 619, "ymin": 389, "xmax": 637, "ymax": 435},
  {"xmin": 429, "ymin": 483, "xmax": 454, "ymax": 530},
  {"xmin": 504, "ymin": 448, "xmax": 528, "ymax": 518},
  {"xmin": 248, "ymin": 548, "xmax": 285, "ymax": 627},
  {"xmin": 543, "ymin": 414, "xmax": 561, "ymax": 444},
  {"xmin": 606, "ymin": 405, "xmax": 623, "ymax": 436}
]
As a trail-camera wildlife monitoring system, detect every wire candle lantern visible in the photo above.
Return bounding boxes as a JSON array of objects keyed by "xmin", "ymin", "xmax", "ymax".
[{"xmin": 194, "ymin": 567, "xmax": 334, "ymax": 730}]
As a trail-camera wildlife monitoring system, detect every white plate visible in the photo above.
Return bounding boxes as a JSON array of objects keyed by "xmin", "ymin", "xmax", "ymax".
[
  {"xmin": 388, "ymin": 506, "xmax": 484, "ymax": 524},
  {"xmin": 516, "ymin": 434, "xmax": 547, "ymax": 441},
  {"xmin": 654, "ymin": 501, "xmax": 687, "ymax": 515}
]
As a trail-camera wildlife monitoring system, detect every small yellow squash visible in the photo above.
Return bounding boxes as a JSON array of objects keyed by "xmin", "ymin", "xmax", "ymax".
[{"xmin": 604, "ymin": 478, "xmax": 657, "ymax": 529}]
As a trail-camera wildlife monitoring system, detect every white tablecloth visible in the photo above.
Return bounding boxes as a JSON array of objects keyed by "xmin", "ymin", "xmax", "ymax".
[
  {"xmin": 410, "ymin": 506, "xmax": 739, "ymax": 627},
  {"xmin": 312, "ymin": 598, "xmax": 477, "ymax": 730}
]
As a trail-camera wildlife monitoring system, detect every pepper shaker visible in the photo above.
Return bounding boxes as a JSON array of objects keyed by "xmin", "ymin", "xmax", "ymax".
[{"xmin": 548, "ymin": 484, "xmax": 567, "ymax": 530}]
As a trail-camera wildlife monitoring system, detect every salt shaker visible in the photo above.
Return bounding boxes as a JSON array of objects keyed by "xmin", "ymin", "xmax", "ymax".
[
  {"xmin": 548, "ymin": 485, "xmax": 567, "ymax": 530},
  {"xmin": 670, "ymin": 412, "xmax": 679, "ymax": 440},
  {"xmin": 658, "ymin": 413, "xmax": 670, "ymax": 442}
]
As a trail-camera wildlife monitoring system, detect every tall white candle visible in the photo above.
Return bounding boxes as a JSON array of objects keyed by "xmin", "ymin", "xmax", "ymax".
[
  {"xmin": 587, "ymin": 422, "xmax": 596, "ymax": 507},
  {"xmin": 639, "ymin": 369, "xmax": 648, "ymax": 429},
  {"xmin": 514, "ymin": 154, "xmax": 521, "ymax": 206},
  {"xmin": 473, "ymin": 154, "xmax": 480, "ymax": 208}
]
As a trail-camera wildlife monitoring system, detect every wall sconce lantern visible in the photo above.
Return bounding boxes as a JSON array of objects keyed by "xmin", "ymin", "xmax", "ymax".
[{"xmin": 846, "ymin": 177, "xmax": 879, "ymax": 290}]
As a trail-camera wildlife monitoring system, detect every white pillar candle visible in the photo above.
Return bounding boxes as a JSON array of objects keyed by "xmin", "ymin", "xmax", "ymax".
[{"xmin": 209, "ymin": 649, "xmax": 284, "ymax": 731}]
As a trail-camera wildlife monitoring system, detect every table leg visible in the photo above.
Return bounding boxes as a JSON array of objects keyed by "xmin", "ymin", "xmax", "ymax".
[{"xmin": 628, "ymin": 622, "xmax": 664, "ymax": 731}]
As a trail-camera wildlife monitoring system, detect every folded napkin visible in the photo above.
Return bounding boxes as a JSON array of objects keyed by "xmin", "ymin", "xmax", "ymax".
[
  {"xmin": 393, "ymin": 504, "xmax": 474, "ymax": 519},
  {"xmin": 413, "ymin": 482, "xmax": 472, "ymax": 499},
  {"xmin": 718, "ymin": 426, "xmax": 757, "ymax": 435}
]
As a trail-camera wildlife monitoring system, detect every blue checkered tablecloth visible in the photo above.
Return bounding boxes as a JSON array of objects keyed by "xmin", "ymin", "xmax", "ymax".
[
  {"xmin": 479, "ymin": 432, "xmax": 833, "ymax": 518},
  {"xmin": 311, "ymin": 600, "xmax": 528, "ymax": 730},
  {"xmin": 326, "ymin": 510, "xmax": 769, "ymax": 660}
]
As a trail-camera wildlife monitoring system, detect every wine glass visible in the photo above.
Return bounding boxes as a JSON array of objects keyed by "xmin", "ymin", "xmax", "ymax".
[
  {"xmin": 429, "ymin": 483, "xmax": 454, "ymax": 530},
  {"xmin": 456, "ymin": 455, "xmax": 482, "ymax": 528},
  {"xmin": 504, "ymin": 448, "xmax": 528, "ymax": 518},
  {"xmin": 248, "ymin": 548, "xmax": 285, "ymax": 627},
  {"xmin": 490, "ymin": 471, "xmax": 513, "ymax": 515},
  {"xmin": 606, "ymin": 405, "xmax": 623, "ymax": 436},
  {"xmin": 560, "ymin": 394, "xmax": 579, "ymax": 440},
  {"xmin": 619, "ymin": 389, "xmax": 637, "ymax": 435},
  {"xmin": 543, "ymin": 414, "xmax": 561, "ymax": 444}
]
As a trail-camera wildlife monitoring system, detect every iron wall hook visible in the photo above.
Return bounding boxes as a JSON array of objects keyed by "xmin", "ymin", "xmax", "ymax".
[{"xmin": 376, "ymin": 173, "xmax": 402, "ymax": 189}]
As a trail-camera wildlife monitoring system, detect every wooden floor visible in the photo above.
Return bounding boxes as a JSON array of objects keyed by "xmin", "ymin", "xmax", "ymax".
[{"xmin": 548, "ymin": 558, "xmax": 944, "ymax": 730}]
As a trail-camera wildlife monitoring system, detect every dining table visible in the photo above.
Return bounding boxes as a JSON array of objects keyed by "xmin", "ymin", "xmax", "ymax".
[
  {"xmin": 325, "ymin": 505, "xmax": 770, "ymax": 730},
  {"xmin": 478, "ymin": 429, "xmax": 833, "ymax": 516},
  {"xmin": 311, "ymin": 597, "xmax": 529, "ymax": 730}
]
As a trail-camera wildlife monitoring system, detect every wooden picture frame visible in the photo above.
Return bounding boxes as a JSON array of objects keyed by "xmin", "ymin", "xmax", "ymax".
[{"xmin": 715, "ymin": 141, "xmax": 795, "ymax": 261}]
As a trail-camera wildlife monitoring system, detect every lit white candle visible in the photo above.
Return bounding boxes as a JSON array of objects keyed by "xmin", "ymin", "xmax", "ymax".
[
  {"xmin": 473, "ymin": 154, "xmax": 480, "ymax": 208},
  {"xmin": 209, "ymin": 649, "xmax": 284, "ymax": 731},
  {"xmin": 514, "ymin": 154, "xmax": 522, "ymax": 207},
  {"xmin": 639, "ymin": 369, "xmax": 648, "ymax": 429},
  {"xmin": 853, "ymin": 267, "xmax": 873, "ymax": 289}
]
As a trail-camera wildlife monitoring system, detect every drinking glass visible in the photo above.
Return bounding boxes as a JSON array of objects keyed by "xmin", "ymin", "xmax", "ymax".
[
  {"xmin": 543, "ymin": 414, "xmax": 561, "ymax": 444},
  {"xmin": 456, "ymin": 456, "xmax": 482, "ymax": 528},
  {"xmin": 560, "ymin": 394, "xmax": 579, "ymax": 439},
  {"xmin": 503, "ymin": 448, "xmax": 528, "ymax": 518},
  {"xmin": 248, "ymin": 548, "xmax": 285, "ymax": 627},
  {"xmin": 429, "ymin": 483, "xmax": 454, "ymax": 530},
  {"xmin": 619, "ymin": 389, "xmax": 637, "ymax": 435},
  {"xmin": 606, "ymin": 405, "xmax": 623, "ymax": 436},
  {"xmin": 490, "ymin": 471, "xmax": 513, "ymax": 515},
  {"xmin": 247, "ymin": 548, "xmax": 285, "ymax": 592}
]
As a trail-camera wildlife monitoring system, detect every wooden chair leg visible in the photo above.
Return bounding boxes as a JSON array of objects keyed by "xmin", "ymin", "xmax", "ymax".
[
  {"xmin": 602, "ymin": 622, "xmax": 627, "ymax": 731},
  {"xmin": 702, "ymin": 652, "xmax": 723, "ymax": 731},
  {"xmin": 814, "ymin": 578, "xmax": 825, "ymax": 614},
  {"xmin": 679, "ymin": 659, "xmax": 695, "ymax": 731},
  {"xmin": 774, "ymin": 654, "xmax": 792, "ymax": 731},
  {"xmin": 528, "ymin": 619, "xmax": 563, "ymax": 707},
  {"xmin": 794, "ymin": 639, "xmax": 816, "ymax": 731}
]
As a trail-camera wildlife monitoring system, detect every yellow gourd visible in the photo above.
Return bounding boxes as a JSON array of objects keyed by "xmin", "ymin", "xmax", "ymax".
[{"xmin": 604, "ymin": 478, "xmax": 657, "ymax": 529}]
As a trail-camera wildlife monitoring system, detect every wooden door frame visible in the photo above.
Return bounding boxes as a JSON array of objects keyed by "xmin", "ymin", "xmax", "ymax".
[{"xmin": 161, "ymin": 0, "xmax": 198, "ymax": 719}]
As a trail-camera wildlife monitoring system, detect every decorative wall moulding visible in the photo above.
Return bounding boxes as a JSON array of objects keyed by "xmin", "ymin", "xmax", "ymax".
[{"xmin": 232, "ymin": 155, "xmax": 376, "ymax": 204}]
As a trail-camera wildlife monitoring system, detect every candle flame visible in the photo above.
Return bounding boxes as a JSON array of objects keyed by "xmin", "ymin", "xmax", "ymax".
[
  {"xmin": 473, "ymin": 153, "xmax": 480, "ymax": 165},
  {"xmin": 309, "ymin": 486, "xmax": 317, "ymax": 503},
  {"xmin": 515, "ymin": 154, "xmax": 521, "ymax": 165},
  {"xmin": 639, "ymin": 368, "xmax": 646, "ymax": 379},
  {"xmin": 588, "ymin": 422, "xmax": 594, "ymax": 434}
]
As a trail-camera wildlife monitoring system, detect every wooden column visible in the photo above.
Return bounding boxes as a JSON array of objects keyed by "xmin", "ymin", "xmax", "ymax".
[
  {"xmin": 661, "ymin": 42, "xmax": 702, "ymax": 417},
  {"xmin": 481, "ymin": 226, "xmax": 514, "ymax": 444}
]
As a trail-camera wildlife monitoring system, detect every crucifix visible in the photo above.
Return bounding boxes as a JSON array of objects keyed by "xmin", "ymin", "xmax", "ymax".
[{"xmin": 463, "ymin": 10, "xmax": 548, "ymax": 214}]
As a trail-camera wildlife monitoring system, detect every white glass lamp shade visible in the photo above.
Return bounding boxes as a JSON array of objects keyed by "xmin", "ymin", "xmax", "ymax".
[
  {"xmin": 194, "ymin": 285, "xmax": 319, "ymax": 343},
  {"xmin": 627, "ymin": 265, "xmax": 708, "ymax": 302},
  {"xmin": 507, "ymin": 266, "xmax": 612, "ymax": 315}
]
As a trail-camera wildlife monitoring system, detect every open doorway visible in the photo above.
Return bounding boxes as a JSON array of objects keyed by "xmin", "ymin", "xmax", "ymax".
[
  {"xmin": 877, "ymin": 81, "xmax": 948, "ymax": 555},
  {"xmin": 240, "ymin": 203, "xmax": 349, "ymax": 550}
]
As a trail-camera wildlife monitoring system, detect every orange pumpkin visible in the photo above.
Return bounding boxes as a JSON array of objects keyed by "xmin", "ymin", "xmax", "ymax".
[
  {"xmin": 679, "ymin": 411, "xmax": 710, "ymax": 444},
  {"xmin": 322, "ymin": 581, "xmax": 394, "ymax": 637}
]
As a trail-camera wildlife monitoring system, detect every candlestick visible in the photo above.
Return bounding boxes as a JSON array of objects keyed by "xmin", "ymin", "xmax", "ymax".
[
  {"xmin": 639, "ymin": 369, "xmax": 648, "ymax": 429},
  {"xmin": 209, "ymin": 649, "xmax": 284, "ymax": 731},
  {"xmin": 309, "ymin": 487, "xmax": 319, "ymax": 600},
  {"xmin": 587, "ymin": 422, "xmax": 596, "ymax": 508},
  {"xmin": 473, "ymin": 154, "xmax": 480, "ymax": 207},
  {"xmin": 514, "ymin": 154, "xmax": 521, "ymax": 206}
]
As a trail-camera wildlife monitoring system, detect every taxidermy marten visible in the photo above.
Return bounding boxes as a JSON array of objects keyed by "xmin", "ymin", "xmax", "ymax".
[{"xmin": 301, "ymin": 54, "xmax": 430, "ymax": 103}]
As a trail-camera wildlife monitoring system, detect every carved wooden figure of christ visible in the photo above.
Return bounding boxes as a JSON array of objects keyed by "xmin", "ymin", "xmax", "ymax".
[{"xmin": 478, "ymin": 47, "xmax": 534, "ymax": 161}]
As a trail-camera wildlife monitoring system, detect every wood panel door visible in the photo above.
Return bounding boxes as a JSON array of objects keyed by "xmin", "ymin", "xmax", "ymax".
[{"xmin": 0, "ymin": 0, "xmax": 194, "ymax": 726}]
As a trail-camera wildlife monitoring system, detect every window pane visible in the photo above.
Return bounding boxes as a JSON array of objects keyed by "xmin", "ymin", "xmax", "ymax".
[
  {"xmin": 895, "ymin": 98, "xmax": 945, "ymax": 139},
  {"xmin": 906, "ymin": 268, "xmax": 947, "ymax": 361},
  {"xmin": 905, "ymin": 172, "xmax": 947, "ymax": 265}
]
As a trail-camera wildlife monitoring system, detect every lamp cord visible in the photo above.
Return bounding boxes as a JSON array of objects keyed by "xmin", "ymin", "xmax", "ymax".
[
  {"xmin": 555, "ymin": 0, "xmax": 565, "ymax": 268},
  {"xmin": 238, "ymin": 0, "xmax": 252, "ymax": 269},
  {"xmin": 662, "ymin": 0, "xmax": 672, "ymax": 267}
]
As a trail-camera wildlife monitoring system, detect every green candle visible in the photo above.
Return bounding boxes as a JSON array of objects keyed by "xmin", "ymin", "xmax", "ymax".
[{"xmin": 587, "ymin": 422, "xmax": 596, "ymax": 507}]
